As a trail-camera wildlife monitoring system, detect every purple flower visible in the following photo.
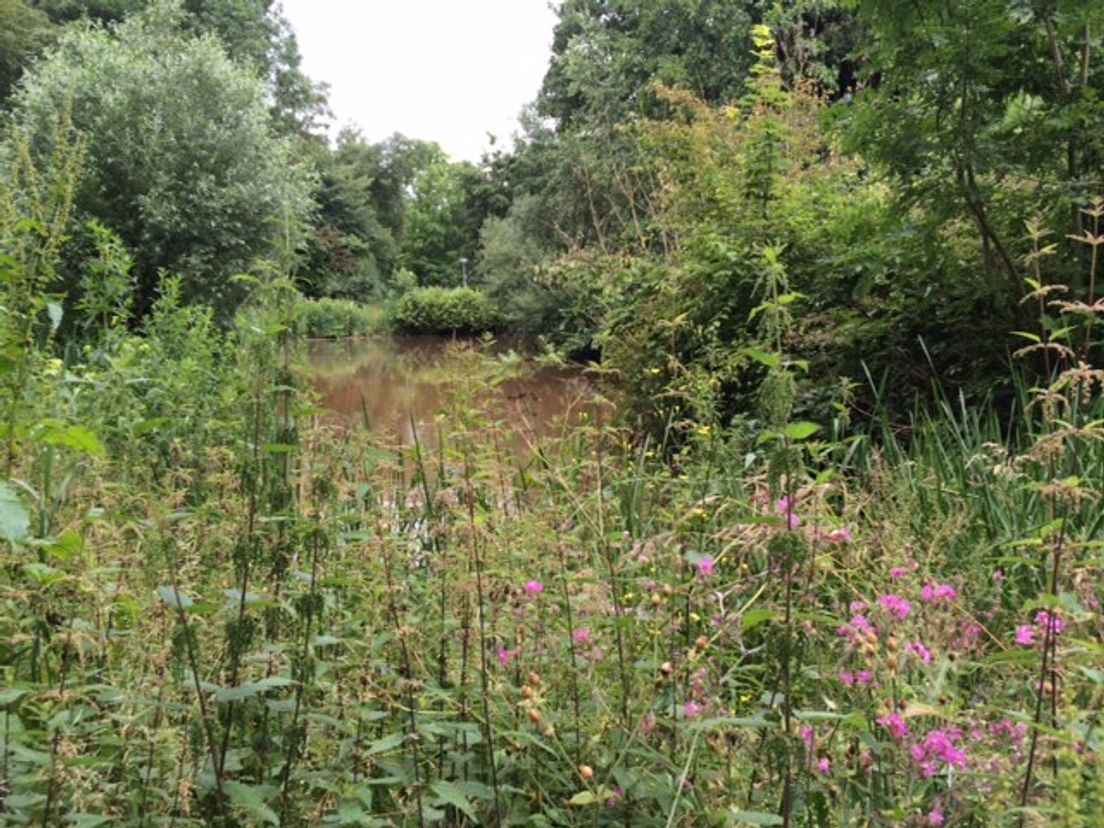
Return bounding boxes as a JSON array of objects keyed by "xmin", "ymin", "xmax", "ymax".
[
  {"xmin": 573, "ymin": 627, "xmax": 591, "ymax": 645},
  {"xmin": 682, "ymin": 700, "xmax": 703, "ymax": 718},
  {"xmin": 774, "ymin": 496, "xmax": 800, "ymax": 530},
  {"xmin": 696, "ymin": 556, "xmax": 716, "ymax": 578},
  {"xmin": 879, "ymin": 594, "xmax": 912, "ymax": 620},
  {"xmin": 1034, "ymin": 610, "xmax": 1065, "ymax": 636},
  {"xmin": 877, "ymin": 713, "xmax": 910, "ymax": 740},
  {"xmin": 839, "ymin": 671, "xmax": 855, "ymax": 686},
  {"xmin": 889, "ymin": 566, "xmax": 909, "ymax": 580},
  {"xmin": 816, "ymin": 757, "xmax": 831, "ymax": 775},
  {"xmin": 911, "ymin": 641, "xmax": 933, "ymax": 664},
  {"xmin": 921, "ymin": 582, "xmax": 957, "ymax": 603},
  {"xmin": 523, "ymin": 580, "xmax": 544, "ymax": 596},
  {"xmin": 1015, "ymin": 625, "xmax": 1035, "ymax": 646},
  {"xmin": 928, "ymin": 806, "xmax": 945, "ymax": 826},
  {"xmin": 496, "ymin": 646, "xmax": 517, "ymax": 667}
]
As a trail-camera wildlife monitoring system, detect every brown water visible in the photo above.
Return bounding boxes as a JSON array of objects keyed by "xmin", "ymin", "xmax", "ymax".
[{"xmin": 306, "ymin": 336, "xmax": 599, "ymax": 443}]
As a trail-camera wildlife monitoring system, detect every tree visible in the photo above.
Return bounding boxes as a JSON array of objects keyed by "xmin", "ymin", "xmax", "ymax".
[
  {"xmin": 0, "ymin": 0, "xmax": 54, "ymax": 104},
  {"xmin": 839, "ymin": 0, "xmax": 1104, "ymax": 296},
  {"xmin": 8, "ymin": 0, "xmax": 314, "ymax": 315}
]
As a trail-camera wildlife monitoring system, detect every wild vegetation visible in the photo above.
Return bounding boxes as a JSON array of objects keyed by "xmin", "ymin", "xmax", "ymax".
[{"xmin": 1, "ymin": 0, "xmax": 1103, "ymax": 825}]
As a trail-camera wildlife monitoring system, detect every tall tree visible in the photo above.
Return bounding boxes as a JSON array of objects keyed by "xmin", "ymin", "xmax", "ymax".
[{"xmin": 8, "ymin": 0, "xmax": 314, "ymax": 315}]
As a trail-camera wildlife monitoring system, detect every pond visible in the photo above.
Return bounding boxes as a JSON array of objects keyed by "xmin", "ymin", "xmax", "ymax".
[{"xmin": 305, "ymin": 336, "xmax": 601, "ymax": 444}]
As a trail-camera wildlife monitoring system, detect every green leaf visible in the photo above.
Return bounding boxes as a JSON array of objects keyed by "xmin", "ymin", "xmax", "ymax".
[
  {"xmin": 36, "ymin": 421, "xmax": 105, "ymax": 458},
  {"xmin": 742, "ymin": 608, "xmax": 775, "ymax": 632},
  {"xmin": 0, "ymin": 481, "xmax": 30, "ymax": 543},
  {"xmin": 157, "ymin": 586, "xmax": 194, "ymax": 610},
  {"xmin": 47, "ymin": 301, "xmax": 63, "ymax": 332},
  {"xmin": 431, "ymin": 781, "xmax": 478, "ymax": 822},
  {"xmin": 741, "ymin": 347, "xmax": 780, "ymax": 370},
  {"xmin": 729, "ymin": 810, "xmax": 784, "ymax": 826},
  {"xmin": 782, "ymin": 422, "xmax": 820, "ymax": 441},
  {"xmin": 364, "ymin": 731, "xmax": 405, "ymax": 757},
  {"xmin": 223, "ymin": 781, "xmax": 278, "ymax": 825},
  {"xmin": 215, "ymin": 676, "xmax": 294, "ymax": 703},
  {"xmin": 569, "ymin": 791, "xmax": 600, "ymax": 806},
  {"xmin": 63, "ymin": 815, "xmax": 113, "ymax": 828}
]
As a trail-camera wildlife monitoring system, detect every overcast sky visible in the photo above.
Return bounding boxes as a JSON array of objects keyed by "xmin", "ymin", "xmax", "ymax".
[{"xmin": 280, "ymin": 1, "xmax": 559, "ymax": 162}]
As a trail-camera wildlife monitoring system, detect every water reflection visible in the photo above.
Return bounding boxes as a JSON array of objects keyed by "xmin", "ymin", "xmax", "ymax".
[{"xmin": 305, "ymin": 336, "xmax": 598, "ymax": 444}]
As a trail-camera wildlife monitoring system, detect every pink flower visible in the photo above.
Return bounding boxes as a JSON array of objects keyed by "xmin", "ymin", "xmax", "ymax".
[
  {"xmin": 696, "ymin": 556, "xmax": 716, "ymax": 578},
  {"xmin": 1034, "ymin": 610, "xmax": 1065, "ymax": 636},
  {"xmin": 839, "ymin": 671, "xmax": 855, "ymax": 686},
  {"xmin": 889, "ymin": 566, "xmax": 909, "ymax": 580},
  {"xmin": 774, "ymin": 496, "xmax": 800, "ymax": 530},
  {"xmin": 911, "ymin": 641, "xmax": 933, "ymax": 664},
  {"xmin": 827, "ymin": 526, "xmax": 852, "ymax": 543},
  {"xmin": 878, "ymin": 713, "xmax": 910, "ymax": 740},
  {"xmin": 1015, "ymin": 625, "xmax": 1035, "ymax": 646},
  {"xmin": 682, "ymin": 700, "xmax": 703, "ymax": 718},
  {"xmin": 800, "ymin": 725, "xmax": 815, "ymax": 753},
  {"xmin": 921, "ymin": 582, "xmax": 957, "ymax": 603},
  {"xmin": 992, "ymin": 569, "xmax": 1004, "ymax": 583},
  {"xmin": 496, "ymin": 646, "xmax": 517, "ymax": 667},
  {"xmin": 928, "ymin": 806, "xmax": 945, "ymax": 826},
  {"xmin": 879, "ymin": 594, "xmax": 912, "ymax": 620},
  {"xmin": 855, "ymin": 670, "xmax": 875, "ymax": 686},
  {"xmin": 523, "ymin": 580, "xmax": 544, "ymax": 595},
  {"xmin": 849, "ymin": 600, "xmax": 868, "ymax": 613},
  {"xmin": 573, "ymin": 627, "xmax": 591, "ymax": 645},
  {"xmin": 816, "ymin": 757, "xmax": 831, "ymax": 775}
]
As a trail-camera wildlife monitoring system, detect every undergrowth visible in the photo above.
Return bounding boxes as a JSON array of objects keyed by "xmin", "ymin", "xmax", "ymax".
[{"xmin": 0, "ymin": 139, "xmax": 1102, "ymax": 827}]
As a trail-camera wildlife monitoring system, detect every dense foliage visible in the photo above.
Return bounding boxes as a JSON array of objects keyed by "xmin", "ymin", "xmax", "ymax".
[
  {"xmin": 389, "ymin": 286, "xmax": 500, "ymax": 335},
  {"xmin": 2, "ymin": 0, "xmax": 1104, "ymax": 825}
]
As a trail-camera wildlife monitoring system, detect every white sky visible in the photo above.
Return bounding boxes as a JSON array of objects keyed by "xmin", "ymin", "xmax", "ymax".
[{"xmin": 280, "ymin": 0, "xmax": 559, "ymax": 162}]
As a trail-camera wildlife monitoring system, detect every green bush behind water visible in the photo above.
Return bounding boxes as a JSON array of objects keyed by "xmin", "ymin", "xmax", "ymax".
[
  {"xmin": 296, "ymin": 297, "xmax": 383, "ymax": 338},
  {"xmin": 388, "ymin": 286, "xmax": 500, "ymax": 334}
]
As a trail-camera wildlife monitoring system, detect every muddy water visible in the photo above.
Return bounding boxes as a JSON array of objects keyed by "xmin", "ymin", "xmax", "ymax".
[{"xmin": 305, "ymin": 336, "xmax": 600, "ymax": 444}]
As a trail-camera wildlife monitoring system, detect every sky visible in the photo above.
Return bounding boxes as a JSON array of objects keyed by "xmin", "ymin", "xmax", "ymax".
[{"xmin": 280, "ymin": 1, "xmax": 559, "ymax": 162}]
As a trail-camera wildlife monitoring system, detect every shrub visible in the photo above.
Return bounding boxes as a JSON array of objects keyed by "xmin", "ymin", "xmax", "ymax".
[
  {"xmin": 388, "ymin": 286, "xmax": 499, "ymax": 334},
  {"xmin": 296, "ymin": 297, "xmax": 382, "ymax": 338}
]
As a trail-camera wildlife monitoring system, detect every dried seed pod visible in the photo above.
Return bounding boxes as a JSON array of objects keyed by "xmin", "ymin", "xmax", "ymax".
[{"xmin": 579, "ymin": 764, "xmax": 594, "ymax": 780}]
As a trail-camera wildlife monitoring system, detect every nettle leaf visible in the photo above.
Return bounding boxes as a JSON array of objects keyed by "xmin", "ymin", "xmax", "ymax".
[
  {"xmin": 783, "ymin": 421, "xmax": 820, "ymax": 441},
  {"xmin": 728, "ymin": 810, "xmax": 784, "ymax": 826},
  {"xmin": 36, "ymin": 421, "xmax": 105, "ymax": 458},
  {"xmin": 223, "ymin": 781, "xmax": 279, "ymax": 825},
  {"xmin": 431, "ymin": 780, "xmax": 478, "ymax": 822},
  {"xmin": 157, "ymin": 586, "xmax": 194, "ymax": 610},
  {"xmin": 0, "ymin": 481, "xmax": 30, "ymax": 543},
  {"xmin": 215, "ymin": 676, "xmax": 294, "ymax": 703},
  {"xmin": 364, "ymin": 731, "xmax": 405, "ymax": 757},
  {"xmin": 46, "ymin": 301, "xmax": 63, "ymax": 332}
]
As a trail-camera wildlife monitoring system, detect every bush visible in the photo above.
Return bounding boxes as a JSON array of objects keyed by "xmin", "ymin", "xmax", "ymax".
[
  {"xmin": 296, "ymin": 297, "xmax": 382, "ymax": 338},
  {"xmin": 388, "ymin": 286, "xmax": 499, "ymax": 334}
]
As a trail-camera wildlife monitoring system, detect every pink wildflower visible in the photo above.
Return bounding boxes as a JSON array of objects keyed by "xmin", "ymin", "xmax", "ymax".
[
  {"xmin": 1015, "ymin": 625, "xmax": 1035, "ymax": 646},
  {"xmin": 775, "ymin": 496, "xmax": 800, "ymax": 530},
  {"xmin": 573, "ymin": 627, "xmax": 591, "ymax": 645},
  {"xmin": 992, "ymin": 569, "xmax": 1004, "ymax": 583},
  {"xmin": 800, "ymin": 726, "xmax": 815, "ymax": 753},
  {"xmin": 523, "ymin": 580, "xmax": 544, "ymax": 595},
  {"xmin": 855, "ymin": 670, "xmax": 875, "ymax": 686},
  {"xmin": 928, "ymin": 806, "xmax": 945, "ymax": 826},
  {"xmin": 682, "ymin": 700, "xmax": 703, "ymax": 718},
  {"xmin": 911, "ymin": 641, "xmax": 933, "ymax": 664},
  {"xmin": 877, "ymin": 713, "xmax": 910, "ymax": 740},
  {"xmin": 1034, "ymin": 610, "xmax": 1065, "ymax": 636},
  {"xmin": 816, "ymin": 757, "xmax": 831, "ymax": 775},
  {"xmin": 889, "ymin": 566, "xmax": 910, "ymax": 580},
  {"xmin": 696, "ymin": 556, "xmax": 716, "ymax": 578},
  {"xmin": 921, "ymin": 582, "xmax": 957, "ymax": 603},
  {"xmin": 827, "ymin": 526, "xmax": 852, "ymax": 543},
  {"xmin": 496, "ymin": 646, "xmax": 517, "ymax": 667},
  {"xmin": 839, "ymin": 671, "xmax": 855, "ymax": 686},
  {"xmin": 879, "ymin": 594, "xmax": 912, "ymax": 620}
]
